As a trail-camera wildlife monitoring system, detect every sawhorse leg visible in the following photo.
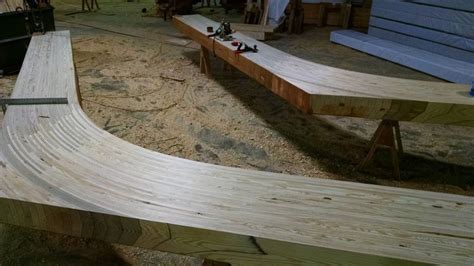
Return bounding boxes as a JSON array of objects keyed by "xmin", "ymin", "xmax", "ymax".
[
  {"xmin": 200, "ymin": 45, "xmax": 212, "ymax": 78},
  {"xmin": 82, "ymin": 0, "xmax": 91, "ymax": 11},
  {"xmin": 203, "ymin": 259, "xmax": 230, "ymax": 266},
  {"xmin": 357, "ymin": 120, "xmax": 403, "ymax": 179}
]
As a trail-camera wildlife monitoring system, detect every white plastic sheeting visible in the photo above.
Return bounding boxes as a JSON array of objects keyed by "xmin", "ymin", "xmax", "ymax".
[
  {"xmin": 266, "ymin": 0, "xmax": 344, "ymax": 26},
  {"xmin": 267, "ymin": 0, "xmax": 290, "ymax": 26}
]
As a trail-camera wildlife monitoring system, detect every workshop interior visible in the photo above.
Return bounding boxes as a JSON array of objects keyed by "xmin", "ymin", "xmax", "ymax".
[{"xmin": 0, "ymin": 0, "xmax": 473, "ymax": 265}]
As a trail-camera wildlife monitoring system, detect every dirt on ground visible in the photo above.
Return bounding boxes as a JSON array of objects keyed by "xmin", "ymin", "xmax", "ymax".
[{"xmin": 0, "ymin": 1, "xmax": 473, "ymax": 265}]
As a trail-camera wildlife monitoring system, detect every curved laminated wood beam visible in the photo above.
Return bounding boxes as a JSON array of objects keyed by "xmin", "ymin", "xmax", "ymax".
[
  {"xmin": 0, "ymin": 31, "xmax": 473, "ymax": 265},
  {"xmin": 173, "ymin": 15, "xmax": 474, "ymax": 127}
]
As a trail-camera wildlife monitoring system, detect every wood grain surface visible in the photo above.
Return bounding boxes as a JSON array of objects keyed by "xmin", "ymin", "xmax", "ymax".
[
  {"xmin": 173, "ymin": 15, "xmax": 474, "ymax": 127},
  {"xmin": 0, "ymin": 0, "xmax": 23, "ymax": 12},
  {"xmin": 0, "ymin": 31, "xmax": 473, "ymax": 265}
]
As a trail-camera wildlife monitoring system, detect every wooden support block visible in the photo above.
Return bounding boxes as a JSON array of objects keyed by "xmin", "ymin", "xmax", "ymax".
[
  {"xmin": 200, "ymin": 45, "xmax": 212, "ymax": 78},
  {"xmin": 357, "ymin": 120, "xmax": 403, "ymax": 179}
]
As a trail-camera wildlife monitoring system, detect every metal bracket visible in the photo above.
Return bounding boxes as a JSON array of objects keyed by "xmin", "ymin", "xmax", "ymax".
[{"xmin": 0, "ymin": 97, "xmax": 69, "ymax": 115}]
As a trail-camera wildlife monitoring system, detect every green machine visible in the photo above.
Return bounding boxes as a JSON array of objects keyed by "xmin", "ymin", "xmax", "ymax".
[{"xmin": 0, "ymin": 2, "xmax": 55, "ymax": 74}]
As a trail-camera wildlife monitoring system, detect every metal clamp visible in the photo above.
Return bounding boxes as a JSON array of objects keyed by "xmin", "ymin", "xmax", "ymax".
[{"xmin": 0, "ymin": 97, "xmax": 69, "ymax": 115}]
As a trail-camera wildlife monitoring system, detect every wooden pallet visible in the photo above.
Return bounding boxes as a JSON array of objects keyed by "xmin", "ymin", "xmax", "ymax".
[{"xmin": 0, "ymin": 31, "xmax": 473, "ymax": 265}]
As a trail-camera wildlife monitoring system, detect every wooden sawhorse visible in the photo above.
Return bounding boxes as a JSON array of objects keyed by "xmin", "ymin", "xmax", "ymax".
[
  {"xmin": 82, "ymin": 0, "xmax": 100, "ymax": 12},
  {"xmin": 358, "ymin": 120, "xmax": 403, "ymax": 179}
]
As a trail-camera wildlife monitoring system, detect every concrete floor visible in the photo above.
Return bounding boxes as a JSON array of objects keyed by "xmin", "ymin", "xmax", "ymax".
[{"xmin": 0, "ymin": 1, "xmax": 473, "ymax": 264}]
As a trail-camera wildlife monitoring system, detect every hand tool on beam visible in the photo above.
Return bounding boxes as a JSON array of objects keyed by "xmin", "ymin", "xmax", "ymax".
[{"xmin": 234, "ymin": 42, "xmax": 258, "ymax": 54}]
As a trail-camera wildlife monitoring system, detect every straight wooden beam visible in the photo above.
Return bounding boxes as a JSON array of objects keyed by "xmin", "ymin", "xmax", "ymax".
[{"xmin": 173, "ymin": 15, "xmax": 474, "ymax": 127}]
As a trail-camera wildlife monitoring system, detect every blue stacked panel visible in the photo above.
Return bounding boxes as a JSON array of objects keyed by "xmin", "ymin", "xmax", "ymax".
[
  {"xmin": 370, "ymin": 7, "xmax": 474, "ymax": 39},
  {"xmin": 369, "ymin": 17, "xmax": 474, "ymax": 52},
  {"xmin": 369, "ymin": 19, "xmax": 474, "ymax": 63},
  {"xmin": 372, "ymin": 0, "xmax": 474, "ymax": 26},
  {"xmin": 330, "ymin": 30, "xmax": 474, "ymax": 84},
  {"xmin": 408, "ymin": 0, "xmax": 474, "ymax": 12},
  {"xmin": 329, "ymin": 0, "xmax": 474, "ymax": 83}
]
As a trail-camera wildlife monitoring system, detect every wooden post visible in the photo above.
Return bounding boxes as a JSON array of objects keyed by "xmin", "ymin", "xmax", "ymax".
[
  {"xmin": 200, "ymin": 45, "xmax": 212, "ymax": 78},
  {"xmin": 341, "ymin": 3, "xmax": 352, "ymax": 29},
  {"xmin": 244, "ymin": 0, "xmax": 262, "ymax": 24},
  {"xmin": 260, "ymin": 0, "xmax": 269, "ymax": 25},
  {"xmin": 288, "ymin": 0, "xmax": 303, "ymax": 34},
  {"xmin": 357, "ymin": 120, "xmax": 403, "ymax": 179},
  {"xmin": 296, "ymin": 0, "xmax": 304, "ymax": 34},
  {"xmin": 317, "ymin": 3, "xmax": 327, "ymax": 27}
]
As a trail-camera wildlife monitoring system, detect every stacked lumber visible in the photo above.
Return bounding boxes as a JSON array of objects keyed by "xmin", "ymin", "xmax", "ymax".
[
  {"xmin": 409, "ymin": 0, "xmax": 474, "ymax": 12},
  {"xmin": 175, "ymin": 15, "xmax": 474, "ymax": 126},
  {"xmin": 370, "ymin": 0, "xmax": 474, "ymax": 62},
  {"xmin": 1, "ymin": 30, "xmax": 474, "ymax": 265},
  {"xmin": 0, "ymin": 0, "xmax": 23, "ymax": 12},
  {"xmin": 331, "ymin": 0, "xmax": 474, "ymax": 83}
]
